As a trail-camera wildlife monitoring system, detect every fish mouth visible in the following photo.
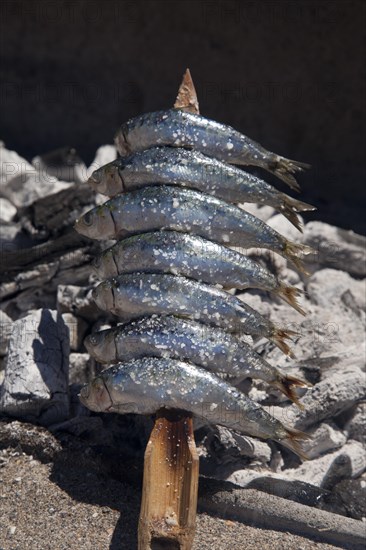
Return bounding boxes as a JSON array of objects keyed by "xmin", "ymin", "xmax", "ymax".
[
  {"xmin": 87, "ymin": 175, "xmax": 100, "ymax": 189},
  {"xmin": 87, "ymin": 171, "xmax": 108, "ymax": 195}
]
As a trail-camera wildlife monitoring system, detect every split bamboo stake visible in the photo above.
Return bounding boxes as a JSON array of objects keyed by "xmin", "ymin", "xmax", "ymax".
[{"xmin": 138, "ymin": 69, "xmax": 200, "ymax": 550}]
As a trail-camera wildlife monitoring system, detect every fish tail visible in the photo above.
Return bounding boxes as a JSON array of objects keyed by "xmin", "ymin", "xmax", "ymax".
[
  {"xmin": 271, "ymin": 373, "xmax": 311, "ymax": 409},
  {"xmin": 284, "ymin": 241, "xmax": 315, "ymax": 274},
  {"xmin": 280, "ymin": 427, "xmax": 312, "ymax": 461},
  {"xmin": 276, "ymin": 283, "xmax": 306, "ymax": 315},
  {"xmin": 271, "ymin": 328, "xmax": 298, "ymax": 357},
  {"xmin": 280, "ymin": 196, "xmax": 316, "ymax": 232},
  {"xmin": 270, "ymin": 155, "xmax": 311, "ymax": 192}
]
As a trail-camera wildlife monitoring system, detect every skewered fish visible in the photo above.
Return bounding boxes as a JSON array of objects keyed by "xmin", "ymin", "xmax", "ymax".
[
  {"xmin": 79, "ymin": 357, "xmax": 309, "ymax": 459},
  {"xmin": 89, "ymin": 147, "xmax": 314, "ymax": 231},
  {"xmin": 75, "ymin": 186, "xmax": 313, "ymax": 273},
  {"xmin": 84, "ymin": 315, "xmax": 308, "ymax": 407},
  {"xmin": 93, "ymin": 231, "xmax": 305, "ymax": 314},
  {"xmin": 92, "ymin": 272, "xmax": 297, "ymax": 356},
  {"xmin": 114, "ymin": 109, "xmax": 310, "ymax": 191}
]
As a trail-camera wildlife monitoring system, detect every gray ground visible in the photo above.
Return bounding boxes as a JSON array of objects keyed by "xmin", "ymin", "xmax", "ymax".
[{"xmin": 0, "ymin": 447, "xmax": 340, "ymax": 550}]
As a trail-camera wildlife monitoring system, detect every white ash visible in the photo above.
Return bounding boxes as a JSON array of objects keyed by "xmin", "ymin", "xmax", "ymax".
[
  {"xmin": 265, "ymin": 365, "xmax": 366, "ymax": 431},
  {"xmin": 248, "ymin": 385, "xmax": 268, "ymax": 404},
  {"xmin": 87, "ymin": 144, "xmax": 117, "ymax": 179},
  {"xmin": 261, "ymin": 298, "xmax": 365, "ymax": 366},
  {"xmin": 212, "ymin": 426, "xmax": 272, "ymax": 465},
  {"xmin": 0, "ymin": 197, "xmax": 16, "ymax": 222},
  {"xmin": 0, "ymin": 310, "xmax": 12, "ymax": 356},
  {"xmin": 239, "ymin": 203, "xmax": 275, "ymax": 222},
  {"xmin": 302, "ymin": 221, "xmax": 366, "ymax": 277},
  {"xmin": 285, "ymin": 440, "xmax": 366, "ymax": 488},
  {"xmin": 212, "ymin": 440, "xmax": 365, "ymax": 492},
  {"xmin": 57, "ymin": 284, "xmax": 101, "ymax": 322},
  {"xmin": 299, "ymin": 422, "xmax": 347, "ymax": 460},
  {"xmin": 1, "ymin": 165, "xmax": 73, "ymax": 209},
  {"xmin": 32, "ymin": 146, "xmax": 87, "ymax": 184},
  {"xmin": 0, "ymin": 144, "xmax": 87, "ymax": 210},
  {"xmin": 266, "ymin": 212, "xmax": 305, "ymax": 243},
  {"xmin": 0, "ymin": 357, "xmax": 6, "ymax": 385},
  {"xmin": 61, "ymin": 313, "xmax": 89, "ymax": 352},
  {"xmin": 237, "ymin": 292, "xmax": 272, "ymax": 317},
  {"xmin": 69, "ymin": 353, "xmax": 96, "ymax": 385},
  {"xmin": 344, "ymin": 403, "xmax": 366, "ymax": 446},
  {"xmin": 307, "ymin": 268, "xmax": 366, "ymax": 311},
  {"xmin": 280, "ymin": 267, "xmax": 301, "ymax": 285},
  {"xmin": 0, "ymin": 309, "xmax": 69, "ymax": 426},
  {"xmin": 87, "ymin": 145, "xmax": 117, "ymax": 205},
  {"xmin": 0, "ymin": 143, "xmax": 33, "ymax": 189}
]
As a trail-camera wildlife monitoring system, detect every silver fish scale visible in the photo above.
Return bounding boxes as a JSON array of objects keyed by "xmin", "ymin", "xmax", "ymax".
[
  {"xmin": 80, "ymin": 357, "xmax": 289, "ymax": 443},
  {"xmin": 116, "ymin": 109, "xmax": 267, "ymax": 166},
  {"xmin": 84, "ymin": 315, "xmax": 284, "ymax": 385},
  {"xmin": 78, "ymin": 185, "xmax": 286, "ymax": 253},
  {"xmin": 93, "ymin": 230, "xmax": 278, "ymax": 292},
  {"xmin": 93, "ymin": 272, "xmax": 274, "ymax": 339},
  {"xmin": 118, "ymin": 147, "xmax": 275, "ymax": 205},
  {"xmin": 89, "ymin": 147, "xmax": 314, "ymax": 231},
  {"xmin": 114, "ymin": 108, "xmax": 310, "ymax": 193}
]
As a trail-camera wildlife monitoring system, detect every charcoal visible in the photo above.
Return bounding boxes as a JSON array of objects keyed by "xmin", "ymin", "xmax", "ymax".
[{"xmin": 0, "ymin": 309, "xmax": 69, "ymax": 426}]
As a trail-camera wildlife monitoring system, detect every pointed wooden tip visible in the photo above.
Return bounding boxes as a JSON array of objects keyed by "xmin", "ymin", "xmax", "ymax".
[{"xmin": 174, "ymin": 68, "xmax": 200, "ymax": 114}]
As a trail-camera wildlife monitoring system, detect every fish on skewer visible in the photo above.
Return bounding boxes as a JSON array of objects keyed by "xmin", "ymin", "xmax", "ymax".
[
  {"xmin": 92, "ymin": 272, "xmax": 297, "ymax": 356},
  {"xmin": 88, "ymin": 147, "xmax": 315, "ymax": 231},
  {"xmin": 79, "ymin": 358, "xmax": 310, "ymax": 459},
  {"xmin": 84, "ymin": 315, "xmax": 309, "ymax": 408},
  {"xmin": 75, "ymin": 186, "xmax": 314, "ymax": 273},
  {"xmin": 114, "ymin": 109, "xmax": 310, "ymax": 191},
  {"xmin": 92, "ymin": 231, "xmax": 305, "ymax": 314}
]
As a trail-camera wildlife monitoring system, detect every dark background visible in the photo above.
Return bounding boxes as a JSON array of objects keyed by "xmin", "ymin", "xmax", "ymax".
[{"xmin": 1, "ymin": 0, "xmax": 365, "ymax": 233}]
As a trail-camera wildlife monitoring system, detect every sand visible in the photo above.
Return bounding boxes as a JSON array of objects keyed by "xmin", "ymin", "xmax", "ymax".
[{"xmin": 0, "ymin": 445, "xmax": 340, "ymax": 550}]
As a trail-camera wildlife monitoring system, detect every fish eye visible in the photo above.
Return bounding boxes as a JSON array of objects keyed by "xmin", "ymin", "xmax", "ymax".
[
  {"xmin": 83, "ymin": 211, "xmax": 94, "ymax": 226},
  {"xmin": 91, "ymin": 169, "xmax": 102, "ymax": 184},
  {"xmin": 79, "ymin": 385, "xmax": 89, "ymax": 399}
]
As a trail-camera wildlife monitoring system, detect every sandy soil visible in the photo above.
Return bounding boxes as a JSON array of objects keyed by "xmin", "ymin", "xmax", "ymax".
[{"xmin": 0, "ymin": 445, "xmax": 340, "ymax": 550}]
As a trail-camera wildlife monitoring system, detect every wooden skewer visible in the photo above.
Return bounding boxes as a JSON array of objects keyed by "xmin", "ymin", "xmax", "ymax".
[
  {"xmin": 138, "ymin": 69, "xmax": 200, "ymax": 550},
  {"xmin": 174, "ymin": 68, "xmax": 200, "ymax": 113},
  {"xmin": 138, "ymin": 409, "xmax": 199, "ymax": 549}
]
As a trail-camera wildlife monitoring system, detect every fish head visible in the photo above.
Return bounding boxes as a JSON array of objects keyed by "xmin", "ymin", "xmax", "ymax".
[
  {"xmin": 79, "ymin": 376, "xmax": 113, "ymax": 412},
  {"xmin": 74, "ymin": 205, "xmax": 116, "ymax": 240},
  {"xmin": 92, "ymin": 280, "xmax": 115, "ymax": 312},
  {"xmin": 84, "ymin": 329, "xmax": 116, "ymax": 363},
  {"xmin": 88, "ymin": 161, "xmax": 124, "ymax": 196},
  {"xmin": 92, "ymin": 248, "xmax": 118, "ymax": 278}
]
